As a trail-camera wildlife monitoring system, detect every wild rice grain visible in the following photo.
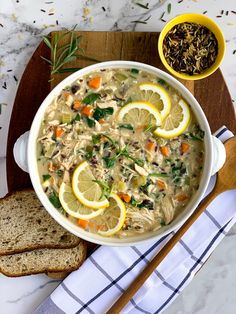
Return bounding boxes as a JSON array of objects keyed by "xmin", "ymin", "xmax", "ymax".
[{"xmin": 163, "ymin": 22, "xmax": 218, "ymax": 75}]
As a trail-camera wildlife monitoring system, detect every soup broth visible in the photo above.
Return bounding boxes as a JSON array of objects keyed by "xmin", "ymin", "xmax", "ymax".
[{"xmin": 37, "ymin": 68, "xmax": 204, "ymax": 237}]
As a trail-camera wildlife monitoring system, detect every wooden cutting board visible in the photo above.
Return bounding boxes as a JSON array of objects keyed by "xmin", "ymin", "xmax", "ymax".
[{"xmin": 6, "ymin": 31, "xmax": 236, "ymax": 193}]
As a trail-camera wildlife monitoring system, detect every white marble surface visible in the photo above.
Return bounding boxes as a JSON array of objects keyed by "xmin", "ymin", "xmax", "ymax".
[{"xmin": 0, "ymin": 0, "xmax": 236, "ymax": 313}]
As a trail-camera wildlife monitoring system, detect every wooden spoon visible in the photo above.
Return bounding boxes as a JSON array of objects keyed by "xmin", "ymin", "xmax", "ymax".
[{"xmin": 107, "ymin": 136, "xmax": 236, "ymax": 314}]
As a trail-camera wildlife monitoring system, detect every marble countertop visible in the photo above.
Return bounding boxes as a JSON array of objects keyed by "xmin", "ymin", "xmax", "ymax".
[{"xmin": 1, "ymin": 1, "xmax": 236, "ymax": 313}]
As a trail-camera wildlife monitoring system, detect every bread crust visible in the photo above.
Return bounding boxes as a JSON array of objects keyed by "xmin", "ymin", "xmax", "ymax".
[{"xmin": 0, "ymin": 241, "xmax": 87, "ymax": 277}]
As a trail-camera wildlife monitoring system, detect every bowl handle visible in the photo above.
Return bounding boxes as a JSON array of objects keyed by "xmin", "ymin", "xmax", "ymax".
[
  {"xmin": 211, "ymin": 135, "xmax": 226, "ymax": 175},
  {"xmin": 13, "ymin": 131, "xmax": 29, "ymax": 173}
]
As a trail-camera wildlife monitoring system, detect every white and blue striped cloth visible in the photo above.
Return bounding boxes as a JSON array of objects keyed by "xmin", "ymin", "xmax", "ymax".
[{"xmin": 35, "ymin": 126, "xmax": 236, "ymax": 314}]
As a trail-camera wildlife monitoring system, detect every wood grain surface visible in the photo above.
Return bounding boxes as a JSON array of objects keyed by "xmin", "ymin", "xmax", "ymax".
[{"xmin": 6, "ymin": 31, "xmax": 236, "ymax": 193}]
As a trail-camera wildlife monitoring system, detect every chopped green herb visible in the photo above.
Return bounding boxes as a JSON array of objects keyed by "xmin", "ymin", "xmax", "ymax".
[
  {"xmin": 185, "ymin": 176, "xmax": 190, "ymax": 185},
  {"xmin": 86, "ymin": 117, "xmax": 95, "ymax": 128},
  {"xmin": 131, "ymin": 68, "xmax": 139, "ymax": 74},
  {"xmin": 93, "ymin": 179, "xmax": 110, "ymax": 199},
  {"xmin": 157, "ymin": 78, "xmax": 166, "ymax": 85},
  {"xmin": 101, "ymin": 134, "xmax": 118, "ymax": 148},
  {"xmin": 42, "ymin": 174, "xmax": 51, "ymax": 181},
  {"xmin": 85, "ymin": 151, "xmax": 93, "ymax": 160},
  {"xmin": 49, "ymin": 192, "xmax": 61, "ymax": 209},
  {"xmin": 160, "ymin": 218, "xmax": 166, "ymax": 226},
  {"xmin": 92, "ymin": 134, "xmax": 101, "ymax": 144},
  {"xmin": 82, "ymin": 93, "xmax": 100, "ymax": 104},
  {"xmin": 149, "ymin": 172, "xmax": 168, "ymax": 178},
  {"xmin": 137, "ymin": 199, "xmax": 154, "ymax": 210},
  {"xmin": 116, "ymin": 99, "xmax": 125, "ymax": 107},
  {"xmin": 130, "ymin": 196, "xmax": 139, "ymax": 206},
  {"xmin": 120, "ymin": 147, "xmax": 144, "ymax": 166},
  {"xmin": 93, "ymin": 107, "xmax": 114, "ymax": 121},
  {"xmin": 140, "ymin": 180, "xmax": 151, "ymax": 195},
  {"xmin": 145, "ymin": 124, "xmax": 156, "ymax": 132},
  {"xmin": 119, "ymin": 124, "xmax": 134, "ymax": 131},
  {"xmin": 103, "ymin": 156, "xmax": 116, "ymax": 168},
  {"xmin": 74, "ymin": 113, "xmax": 81, "ymax": 121},
  {"xmin": 184, "ymin": 133, "xmax": 203, "ymax": 141},
  {"xmin": 167, "ymin": 3, "xmax": 171, "ymax": 14},
  {"xmin": 56, "ymin": 169, "xmax": 63, "ymax": 177},
  {"xmin": 173, "ymin": 177, "xmax": 181, "ymax": 185}
]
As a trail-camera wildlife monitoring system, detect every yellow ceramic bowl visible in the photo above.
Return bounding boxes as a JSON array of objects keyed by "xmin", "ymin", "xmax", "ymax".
[{"xmin": 158, "ymin": 13, "xmax": 225, "ymax": 80}]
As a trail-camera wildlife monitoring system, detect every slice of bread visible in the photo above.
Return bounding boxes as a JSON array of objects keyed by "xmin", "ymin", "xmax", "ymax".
[
  {"xmin": 46, "ymin": 271, "xmax": 70, "ymax": 279},
  {"xmin": 0, "ymin": 241, "xmax": 87, "ymax": 277},
  {"xmin": 0, "ymin": 189, "xmax": 80, "ymax": 255}
]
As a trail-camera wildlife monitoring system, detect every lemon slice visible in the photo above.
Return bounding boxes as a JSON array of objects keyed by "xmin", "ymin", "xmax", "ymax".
[
  {"xmin": 138, "ymin": 83, "xmax": 171, "ymax": 119},
  {"xmin": 59, "ymin": 182, "xmax": 104, "ymax": 219},
  {"xmin": 94, "ymin": 193, "xmax": 126, "ymax": 236},
  {"xmin": 118, "ymin": 101, "xmax": 162, "ymax": 129},
  {"xmin": 154, "ymin": 99, "xmax": 191, "ymax": 138},
  {"xmin": 72, "ymin": 161, "xmax": 109, "ymax": 209}
]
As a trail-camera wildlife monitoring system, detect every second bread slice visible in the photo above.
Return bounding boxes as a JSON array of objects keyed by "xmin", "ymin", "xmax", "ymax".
[{"xmin": 0, "ymin": 241, "xmax": 87, "ymax": 277}]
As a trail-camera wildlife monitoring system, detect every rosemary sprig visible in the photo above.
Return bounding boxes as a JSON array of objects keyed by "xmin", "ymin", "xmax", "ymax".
[{"xmin": 41, "ymin": 27, "xmax": 100, "ymax": 75}]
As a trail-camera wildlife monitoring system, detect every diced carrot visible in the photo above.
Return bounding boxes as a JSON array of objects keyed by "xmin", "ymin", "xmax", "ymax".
[
  {"xmin": 98, "ymin": 118, "xmax": 105, "ymax": 124},
  {"xmin": 180, "ymin": 142, "xmax": 190, "ymax": 154},
  {"xmin": 118, "ymin": 193, "xmax": 131, "ymax": 203},
  {"xmin": 145, "ymin": 141, "xmax": 156, "ymax": 152},
  {"xmin": 124, "ymin": 219, "xmax": 129, "ymax": 226},
  {"xmin": 81, "ymin": 105, "xmax": 93, "ymax": 117},
  {"xmin": 62, "ymin": 91, "xmax": 71, "ymax": 100},
  {"xmin": 77, "ymin": 219, "xmax": 89, "ymax": 229},
  {"xmin": 73, "ymin": 99, "xmax": 82, "ymax": 110},
  {"xmin": 160, "ymin": 146, "xmax": 169, "ymax": 157},
  {"xmin": 175, "ymin": 193, "xmax": 189, "ymax": 202},
  {"xmin": 157, "ymin": 180, "xmax": 166, "ymax": 190},
  {"xmin": 97, "ymin": 225, "xmax": 107, "ymax": 231},
  {"xmin": 48, "ymin": 162, "xmax": 56, "ymax": 172},
  {"xmin": 88, "ymin": 76, "xmax": 102, "ymax": 89},
  {"xmin": 100, "ymin": 135, "xmax": 107, "ymax": 143},
  {"xmin": 54, "ymin": 126, "xmax": 64, "ymax": 138}
]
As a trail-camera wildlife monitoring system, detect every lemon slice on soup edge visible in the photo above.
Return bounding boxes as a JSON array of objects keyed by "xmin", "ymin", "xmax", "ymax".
[
  {"xmin": 59, "ymin": 182, "xmax": 105, "ymax": 219},
  {"xmin": 94, "ymin": 193, "xmax": 126, "ymax": 236},
  {"xmin": 118, "ymin": 101, "xmax": 162, "ymax": 129},
  {"xmin": 72, "ymin": 161, "xmax": 109, "ymax": 209},
  {"xmin": 154, "ymin": 99, "xmax": 191, "ymax": 138},
  {"xmin": 138, "ymin": 83, "xmax": 171, "ymax": 119}
]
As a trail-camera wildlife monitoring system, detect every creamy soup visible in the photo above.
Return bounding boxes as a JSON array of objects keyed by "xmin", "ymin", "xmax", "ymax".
[{"xmin": 37, "ymin": 68, "xmax": 204, "ymax": 237}]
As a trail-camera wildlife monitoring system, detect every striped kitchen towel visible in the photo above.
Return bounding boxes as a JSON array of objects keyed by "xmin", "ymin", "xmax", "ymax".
[{"xmin": 35, "ymin": 126, "xmax": 236, "ymax": 314}]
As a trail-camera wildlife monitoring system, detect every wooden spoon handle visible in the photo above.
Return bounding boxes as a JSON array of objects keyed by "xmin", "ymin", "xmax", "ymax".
[{"xmin": 106, "ymin": 185, "xmax": 223, "ymax": 314}]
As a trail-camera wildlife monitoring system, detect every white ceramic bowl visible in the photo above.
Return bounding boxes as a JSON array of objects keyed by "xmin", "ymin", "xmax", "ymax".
[{"xmin": 14, "ymin": 61, "xmax": 226, "ymax": 246}]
